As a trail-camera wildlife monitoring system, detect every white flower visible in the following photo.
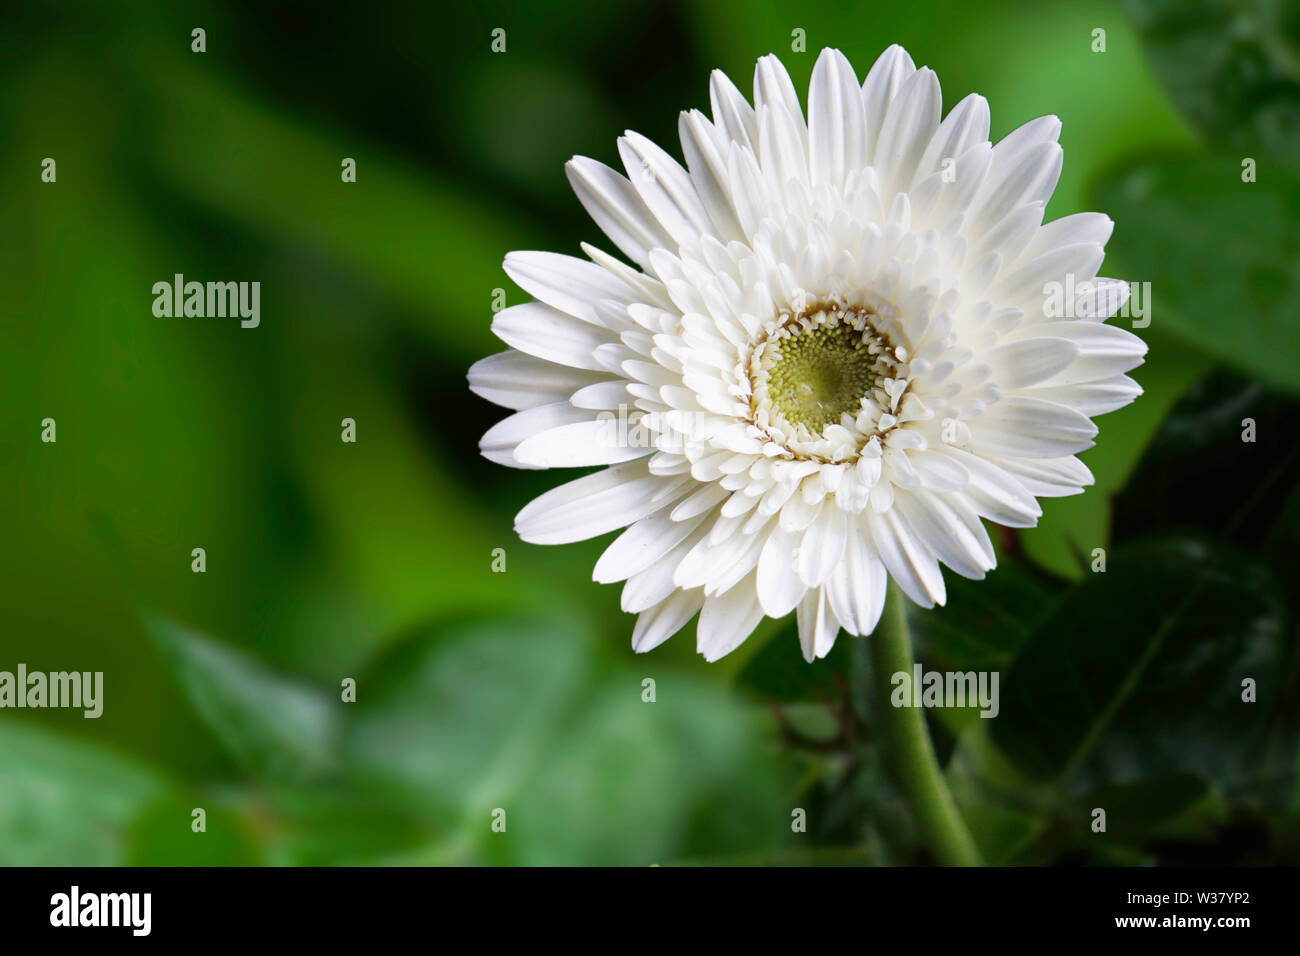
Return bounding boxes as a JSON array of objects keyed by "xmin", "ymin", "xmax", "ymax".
[{"xmin": 469, "ymin": 45, "xmax": 1146, "ymax": 662}]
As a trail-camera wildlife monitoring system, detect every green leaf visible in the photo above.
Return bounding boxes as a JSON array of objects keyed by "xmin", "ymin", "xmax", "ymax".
[
  {"xmin": 736, "ymin": 621, "xmax": 853, "ymax": 702},
  {"xmin": 946, "ymin": 723, "xmax": 1051, "ymax": 865},
  {"xmin": 512, "ymin": 676, "xmax": 783, "ymax": 865},
  {"xmin": 342, "ymin": 615, "xmax": 590, "ymax": 819},
  {"xmin": 145, "ymin": 614, "xmax": 342, "ymax": 783},
  {"xmin": 222, "ymin": 784, "xmax": 432, "ymax": 866},
  {"xmin": 1124, "ymin": 0, "xmax": 1300, "ymax": 156},
  {"xmin": 1095, "ymin": 157, "xmax": 1300, "ymax": 393},
  {"xmin": 126, "ymin": 795, "xmax": 262, "ymax": 866},
  {"xmin": 0, "ymin": 721, "xmax": 171, "ymax": 865},
  {"xmin": 991, "ymin": 536, "xmax": 1290, "ymax": 788},
  {"xmin": 909, "ymin": 561, "xmax": 1057, "ymax": 673},
  {"xmin": 343, "ymin": 615, "xmax": 785, "ymax": 865},
  {"xmin": 1113, "ymin": 370, "xmax": 1300, "ymax": 544},
  {"xmin": 1270, "ymin": 483, "xmax": 1300, "ymax": 620},
  {"xmin": 1084, "ymin": 771, "xmax": 1213, "ymax": 839}
]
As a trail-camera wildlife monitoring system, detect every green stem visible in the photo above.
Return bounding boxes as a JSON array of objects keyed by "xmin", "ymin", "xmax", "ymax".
[{"xmin": 870, "ymin": 583, "xmax": 983, "ymax": 866}]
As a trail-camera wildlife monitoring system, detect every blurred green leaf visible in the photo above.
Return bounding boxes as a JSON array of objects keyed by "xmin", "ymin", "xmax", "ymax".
[
  {"xmin": 451, "ymin": 57, "xmax": 614, "ymax": 201},
  {"xmin": 1115, "ymin": 370, "xmax": 1300, "ymax": 544},
  {"xmin": 344, "ymin": 615, "xmax": 785, "ymax": 864},
  {"xmin": 736, "ymin": 623, "xmax": 852, "ymax": 702},
  {"xmin": 946, "ymin": 723, "xmax": 1050, "ymax": 865},
  {"xmin": 1124, "ymin": 0, "xmax": 1300, "ymax": 156},
  {"xmin": 126, "ymin": 794, "xmax": 262, "ymax": 866},
  {"xmin": 1084, "ymin": 771, "xmax": 1212, "ymax": 838},
  {"xmin": 342, "ymin": 615, "xmax": 588, "ymax": 820},
  {"xmin": 1271, "ymin": 482, "xmax": 1300, "ymax": 609},
  {"xmin": 226, "ymin": 784, "xmax": 432, "ymax": 866},
  {"xmin": 909, "ymin": 561, "xmax": 1056, "ymax": 672},
  {"xmin": 1096, "ymin": 157, "xmax": 1300, "ymax": 393},
  {"xmin": 146, "ymin": 614, "xmax": 342, "ymax": 783},
  {"xmin": 0, "ymin": 721, "xmax": 170, "ymax": 865},
  {"xmin": 140, "ymin": 54, "xmax": 529, "ymax": 358},
  {"xmin": 513, "ymin": 676, "xmax": 783, "ymax": 865},
  {"xmin": 275, "ymin": 338, "xmax": 589, "ymax": 663},
  {"xmin": 992, "ymin": 536, "xmax": 1290, "ymax": 788}
]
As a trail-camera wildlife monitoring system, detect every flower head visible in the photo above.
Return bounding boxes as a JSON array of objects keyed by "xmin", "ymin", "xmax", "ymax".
[{"xmin": 470, "ymin": 45, "xmax": 1146, "ymax": 662}]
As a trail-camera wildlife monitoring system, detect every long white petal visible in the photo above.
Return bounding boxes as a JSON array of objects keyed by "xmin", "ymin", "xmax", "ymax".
[
  {"xmin": 697, "ymin": 571, "xmax": 765, "ymax": 661},
  {"xmin": 516, "ymin": 462, "xmax": 689, "ymax": 545}
]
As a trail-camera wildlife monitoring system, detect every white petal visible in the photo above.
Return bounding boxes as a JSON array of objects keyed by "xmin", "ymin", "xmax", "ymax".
[
  {"xmin": 874, "ymin": 67, "xmax": 941, "ymax": 200},
  {"xmin": 633, "ymin": 588, "xmax": 704, "ymax": 653},
  {"xmin": 516, "ymin": 462, "xmax": 688, "ymax": 545},
  {"xmin": 984, "ymin": 336, "xmax": 1079, "ymax": 388},
  {"xmin": 618, "ymin": 130, "xmax": 713, "ymax": 246},
  {"xmin": 983, "ymin": 453, "xmax": 1094, "ymax": 498},
  {"xmin": 895, "ymin": 490, "xmax": 995, "ymax": 579},
  {"xmin": 709, "ymin": 69, "xmax": 758, "ymax": 152},
  {"xmin": 943, "ymin": 449, "xmax": 1042, "ymax": 527},
  {"xmin": 705, "ymin": 526, "xmax": 769, "ymax": 597},
  {"xmin": 671, "ymin": 482, "xmax": 731, "ymax": 521},
  {"xmin": 514, "ymin": 419, "xmax": 648, "ymax": 469},
  {"xmin": 867, "ymin": 507, "xmax": 946, "ymax": 608},
  {"xmin": 725, "ymin": 141, "xmax": 776, "ymax": 237},
  {"xmin": 1025, "ymin": 377, "xmax": 1143, "ymax": 417},
  {"xmin": 797, "ymin": 505, "xmax": 847, "ymax": 588},
  {"xmin": 481, "ymin": 402, "xmax": 591, "ymax": 469},
  {"xmin": 1018, "ymin": 212, "xmax": 1113, "ymax": 265},
  {"xmin": 503, "ymin": 251, "xmax": 635, "ymax": 325},
  {"xmin": 757, "ymin": 102, "xmax": 809, "ymax": 200},
  {"xmin": 595, "ymin": 509, "xmax": 708, "ymax": 583},
  {"xmin": 754, "ymin": 54, "xmax": 806, "ymax": 137},
  {"xmin": 969, "ymin": 396, "xmax": 1098, "ymax": 457},
  {"xmin": 969, "ymin": 201, "xmax": 1044, "ymax": 266},
  {"xmin": 908, "ymin": 449, "xmax": 970, "ymax": 492},
  {"xmin": 862, "ymin": 44, "xmax": 917, "ymax": 164},
  {"xmin": 621, "ymin": 523, "xmax": 710, "ymax": 612},
  {"xmin": 808, "ymin": 48, "xmax": 866, "ymax": 191},
  {"xmin": 967, "ymin": 141, "xmax": 1062, "ymax": 239},
  {"xmin": 566, "ymin": 156, "xmax": 674, "ymax": 268},
  {"xmin": 757, "ymin": 525, "xmax": 804, "ymax": 617},
  {"xmin": 674, "ymin": 519, "xmax": 757, "ymax": 590},
  {"xmin": 1016, "ymin": 321, "xmax": 1148, "ymax": 385},
  {"xmin": 989, "ymin": 115, "xmax": 1061, "ymax": 181},
  {"xmin": 796, "ymin": 587, "xmax": 840, "ymax": 662},
  {"xmin": 915, "ymin": 142, "xmax": 992, "ymax": 225},
  {"xmin": 913, "ymin": 92, "xmax": 990, "ymax": 189},
  {"xmin": 825, "ymin": 524, "xmax": 887, "ymax": 636},
  {"xmin": 492, "ymin": 302, "xmax": 615, "ymax": 371},
  {"xmin": 468, "ymin": 350, "xmax": 608, "ymax": 410},
  {"xmin": 569, "ymin": 380, "xmax": 632, "ymax": 410},
  {"xmin": 697, "ymin": 571, "xmax": 765, "ymax": 661},
  {"xmin": 678, "ymin": 111, "xmax": 745, "ymax": 241},
  {"xmin": 994, "ymin": 242, "xmax": 1104, "ymax": 318}
]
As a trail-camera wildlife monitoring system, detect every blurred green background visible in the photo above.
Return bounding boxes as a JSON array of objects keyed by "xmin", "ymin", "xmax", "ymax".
[{"xmin": 2, "ymin": 0, "xmax": 1299, "ymax": 865}]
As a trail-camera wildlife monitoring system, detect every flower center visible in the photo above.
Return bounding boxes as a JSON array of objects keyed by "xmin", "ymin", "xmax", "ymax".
[{"xmin": 749, "ymin": 305, "xmax": 900, "ymax": 438}]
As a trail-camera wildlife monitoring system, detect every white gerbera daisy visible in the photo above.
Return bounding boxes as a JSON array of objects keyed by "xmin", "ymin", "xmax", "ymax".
[{"xmin": 470, "ymin": 45, "xmax": 1146, "ymax": 663}]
